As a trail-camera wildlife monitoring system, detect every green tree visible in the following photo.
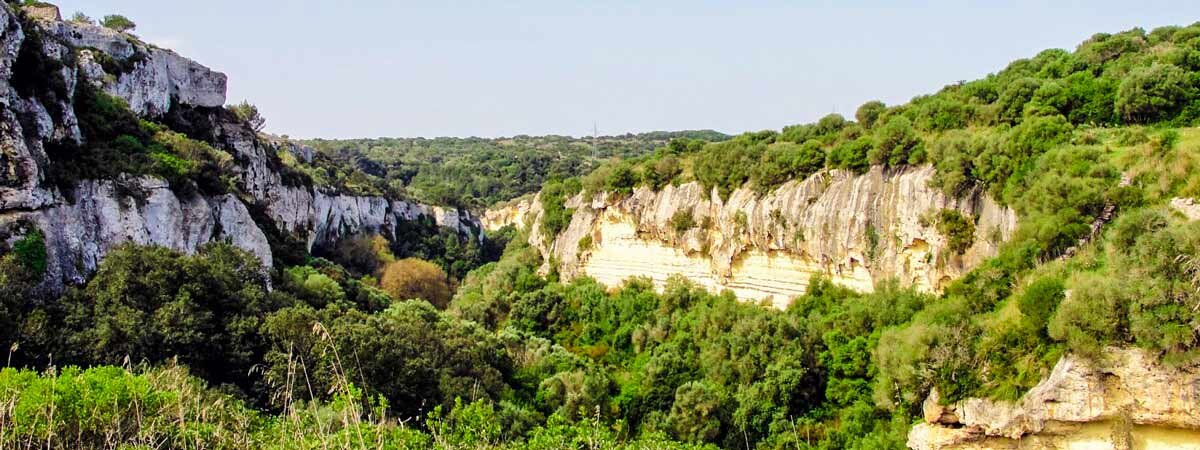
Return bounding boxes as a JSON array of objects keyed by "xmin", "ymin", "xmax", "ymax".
[
  {"xmin": 605, "ymin": 163, "xmax": 639, "ymax": 194},
  {"xmin": 227, "ymin": 101, "xmax": 267, "ymax": 132},
  {"xmin": 100, "ymin": 14, "xmax": 136, "ymax": 33},
  {"xmin": 869, "ymin": 116, "xmax": 923, "ymax": 166},
  {"xmin": 995, "ymin": 77, "xmax": 1041, "ymax": 123},
  {"xmin": 1018, "ymin": 276, "xmax": 1065, "ymax": 333},
  {"xmin": 827, "ymin": 136, "xmax": 873, "ymax": 173},
  {"xmin": 855, "ymin": 100, "xmax": 887, "ymax": 129},
  {"xmin": 935, "ymin": 209, "xmax": 976, "ymax": 255},
  {"xmin": 668, "ymin": 381, "xmax": 725, "ymax": 444},
  {"xmin": 1115, "ymin": 63, "xmax": 1192, "ymax": 123},
  {"xmin": 57, "ymin": 244, "xmax": 284, "ymax": 397}
]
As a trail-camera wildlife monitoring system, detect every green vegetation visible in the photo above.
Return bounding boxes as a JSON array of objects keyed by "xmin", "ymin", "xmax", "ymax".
[
  {"xmin": 6, "ymin": 13, "xmax": 1200, "ymax": 450},
  {"xmin": 0, "ymin": 365, "xmax": 713, "ymax": 449},
  {"xmin": 11, "ymin": 227, "xmax": 46, "ymax": 276},
  {"xmin": 44, "ymin": 83, "xmax": 238, "ymax": 197},
  {"xmin": 671, "ymin": 209, "xmax": 697, "ymax": 234},
  {"xmin": 566, "ymin": 24, "xmax": 1200, "ymax": 204},
  {"xmin": 301, "ymin": 131, "xmax": 728, "ymax": 209},
  {"xmin": 538, "ymin": 178, "xmax": 581, "ymax": 243},
  {"xmin": 2, "ymin": 233, "xmax": 931, "ymax": 449},
  {"xmin": 934, "ymin": 209, "xmax": 977, "ymax": 255},
  {"xmin": 228, "ymin": 100, "xmax": 267, "ymax": 131},
  {"xmin": 99, "ymin": 14, "xmax": 135, "ymax": 32}
]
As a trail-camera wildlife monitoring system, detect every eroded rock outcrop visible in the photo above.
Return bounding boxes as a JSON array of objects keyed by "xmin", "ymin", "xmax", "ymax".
[
  {"xmin": 487, "ymin": 166, "xmax": 1016, "ymax": 307},
  {"xmin": 25, "ymin": 176, "xmax": 271, "ymax": 284},
  {"xmin": 39, "ymin": 14, "xmax": 227, "ymax": 117},
  {"xmin": 908, "ymin": 348, "xmax": 1200, "ymax": 450},
  {"xmin": 0, "ymin": 4, "xmax": 479, "ymax": 291}
]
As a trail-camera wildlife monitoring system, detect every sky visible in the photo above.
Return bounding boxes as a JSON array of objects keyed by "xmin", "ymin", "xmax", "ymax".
[{"xmin": 52, "ymin": 1, "xmax": 1200, "ymax": 139}]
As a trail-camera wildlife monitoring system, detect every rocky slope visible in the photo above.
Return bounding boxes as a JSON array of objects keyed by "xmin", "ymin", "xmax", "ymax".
[
  {"xmin": 486, "ymin": 165, "xmax": 1017, "ymax": 308},
  {"xmin": 0, "ymin": 4, "xmax": 479, "ymax": 289},
  {"xmin": 909, "ymin": 348, "xmax": 1200, "ymax": 450}
]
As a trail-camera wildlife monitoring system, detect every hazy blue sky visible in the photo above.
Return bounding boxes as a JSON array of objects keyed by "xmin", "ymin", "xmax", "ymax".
[{"xmin": 53, "ymin": 1, "xmax": 1199, "ymax": 138}]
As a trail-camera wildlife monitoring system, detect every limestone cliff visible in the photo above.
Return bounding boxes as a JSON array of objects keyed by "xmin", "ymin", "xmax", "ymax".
[
  {"xmin": 909, "ymin": 348, "xmax": 1200, "ymax": 450},
  {"xmin": 486, "ymin": 166, "xmax": 1016, "ymax": 307},
  {"xmin": 0, "ymin": 4, "xmax": 479, "ymax": 290}
]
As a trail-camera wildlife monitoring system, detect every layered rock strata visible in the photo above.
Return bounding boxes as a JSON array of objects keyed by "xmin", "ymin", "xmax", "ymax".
[{"xmin": 487, "ymin": 166, "xmax": 1017, "ymax": 307}]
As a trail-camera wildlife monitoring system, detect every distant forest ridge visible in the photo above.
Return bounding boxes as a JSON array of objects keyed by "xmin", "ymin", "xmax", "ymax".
[{"xmin": 295, "ymin": 130, "xmax": 729, "ymax": 210}]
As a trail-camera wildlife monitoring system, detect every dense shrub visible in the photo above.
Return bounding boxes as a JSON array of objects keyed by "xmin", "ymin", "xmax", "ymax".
[
  {"xmin": 827, "ymin": 136, "xmax": 873, "ymax": 173},
  {"xmin": 263, "ymin": 300, "xmax": 512, "ymax": 420},
  {"xmin": 926, "ymin": 130, "xmax": 978, "ymax": 196},
  {"xmin": 869, "ymin": 116, "xmax": 923, "ymax": 166},
  {"xmin": 1018, "ymin": 276, "xmax": 1066, "ymax": 333},
  {"xmin": 935, "ymin": 209, "xmax": 976, "ymax": 255},
  {"xmin": 1049, "ymin": 273, "xmax": 1129, "ymax": 357},
  {"xmin": 539, "ymin": 178, "xmax": 580, "ymax": 243},
  {"xmin": 100, "ymin": 14, "xmax": 136, "ymax": 32},
  {"xmin": 304, "ymin": 131, "xmax": 726, "ymax": 209},
  {"xmin": 856, "ymin": 100, "xmax": 887, "ymax": 129},
  {"xmin": 671, "ymin": 209, "xmax": 697, "ymax": 234},
  {"xmin": 381, "ymin": 257, "xmax": 453, "ymax": 308},
  {"xmin": 694, "ymin": 137, "xmax": 767, "ymax": 200},
  {"xmin": 1115, "ymin": 63, "xmax": 1193, "ymax": 123},
  {"xmin": 49, "ymin": 244, "xmax": 286, "ymax": 398},
  {"xmin": 11, "ymin": 227, "xmax": 46, "ymax": 276},
  {"xmin": 753, "ymin": 141, "xmax": 825, "ymax": 192},
  {"xmin": 995, "ymin": 77, "xmax": 1041, "ymax": 123}
]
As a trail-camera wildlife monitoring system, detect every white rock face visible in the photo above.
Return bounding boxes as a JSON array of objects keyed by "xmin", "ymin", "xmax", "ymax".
[
  {"xmin": 38, "ymin": 18, "xmax": 227, "ymax": 116},
  {"xmin": 908, "ymin": 348, "xmax": 1200, "ymax": 450},
  {"xmin": 488, "ymin": 166, "xmax": 1016, "ymax": 306},
  {"xmin": 12, "ymin": 177, "xmax": 271, "ymax": 285},
  {"xmin": 0, "ymin": 4, "xmax": 56, "ymax": 211}
]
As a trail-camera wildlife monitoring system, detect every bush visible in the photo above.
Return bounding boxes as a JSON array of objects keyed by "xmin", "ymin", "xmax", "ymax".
[
  {"xmin": 56, "ymin": 243, "xmax": 280, "ymax": 396},
  {"xmin": 1115, "ymin": 63, "xmax": 1192, "ymax": 124},
  {"xmin": 827, "ymin": 136, "xmax": 873, "ymax": 173},
  {"xmin": 264, "ymin": 300, "xmax": 512, "ymax": 424},
  {"xmin": 973, "ymin": 114, "xmax": 1073, "ymax": 200},
  {"xmin": 915, "ymin": 97, "xmax": 970, "ymax": 131},
  {"xmin": 753, "ymin": 141, "xmax": 825, "ymax": 192},
  {"xmin": 381, "ymin": 257, "xmax": 453, "ymax": 308},
  {"xmin": 671, "ymin": 210, "xmax": 696, "ymax": 234},
  {"xmin": 855, "ymin": 100, "xmax": 887, "ymax": 129},
  {"xmin": 605, "ymin": 163, "xmax": 639, "ymax": 194},
  {"xmin": 100, "ymin": 14, "xmax": 136, "ymax": 33},
  {"xmin": 668, "ymin": 381, "xmax": 726, "ymax": 443},
  {"xmin": 935, "ymin": 209, "xmax": 976, "ymax": 255},
  {"xmin": 995, "ymin": 77, "xmax": 1041, "ymax": 123},
  {"xmin": 227, "ymin": 101, "xmax": 267, "ymax": 132},
  {"xmin": 1049, "ymin": 273, "xmax": 1129, "ymax": 357},
  {"xmin": 647, "ymin": 154, "xmax": 682, "ymax": 189},
  {"xmin": 1018, "ymin": 276, "xmax": 1065, "ymax": 333},
  {"xmin": 694, "ymin": 137, "xmax": 766, "ymax": 200},
  {"xmin": 540, "ymin": 178, "xmax": 580, "ymax": 242},
  {"xmin": 869, "ymin": 116, "xmax": 923, "ymax": 166},
  {"xmin": 12, "ymin": 227, "xmax": 46, "ymax": 277},
  {"xmin": 926, "ymin": 130, "xmax": 978, "ymax": 196}
]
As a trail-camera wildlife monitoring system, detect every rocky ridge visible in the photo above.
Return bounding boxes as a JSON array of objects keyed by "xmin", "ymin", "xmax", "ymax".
[
  {"xmin": 485, "ymin": 165, "xmax": 1017, "ymax": 307},
  {"xmin": 0, "ymin": 4, "xmax": 479, "ymax": 290},
  {"xmin": 909, "ymin": 348, "xmax": 1200, "ymax": 450}
]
